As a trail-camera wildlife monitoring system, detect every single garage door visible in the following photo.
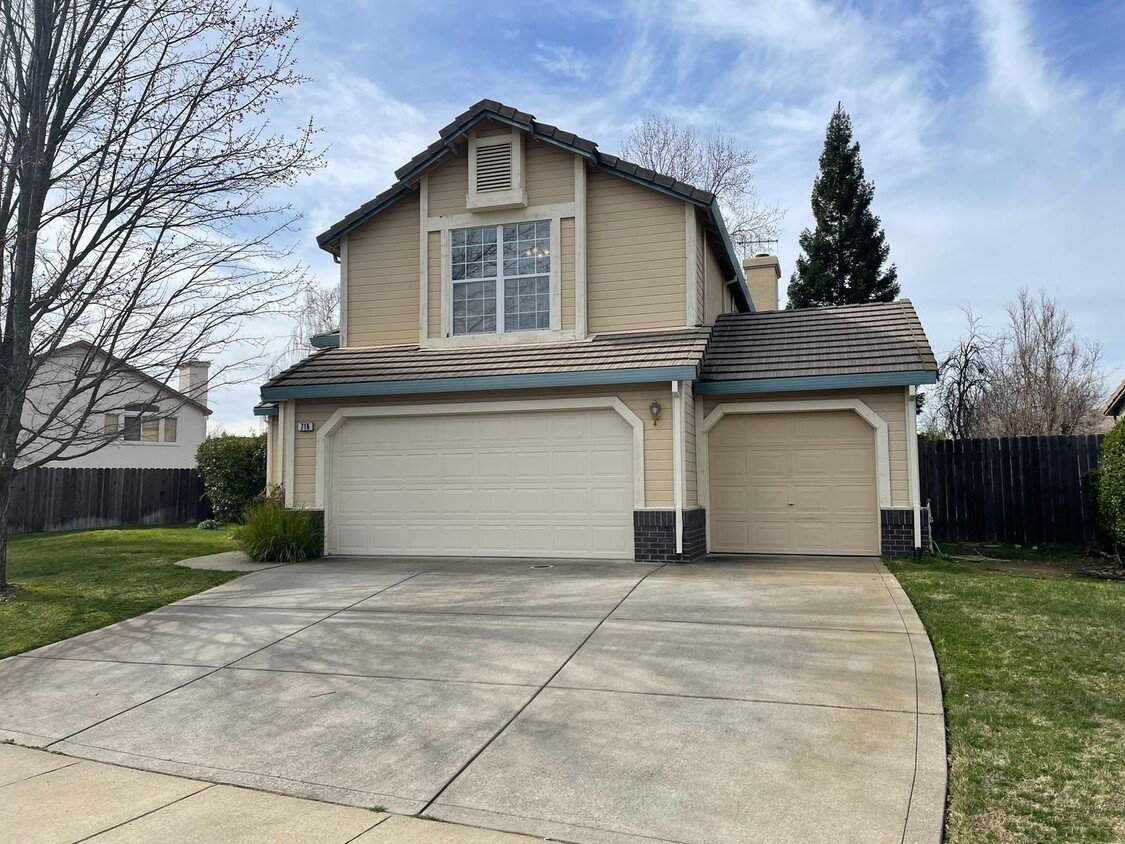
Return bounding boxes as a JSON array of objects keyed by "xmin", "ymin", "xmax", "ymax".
[
  {"xmin": 709, "ymin": 410, "xmax": 878, "ymax": 555},
  {"xmin": 328, "ymin": 409, "xmax": 634, "ymax": 558}
]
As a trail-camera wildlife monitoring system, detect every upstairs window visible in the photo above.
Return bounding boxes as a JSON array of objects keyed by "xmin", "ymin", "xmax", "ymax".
[
  {"xmin": 451, "ymin": 221, "xmax": 551, "ymax": 336},
  {"xmin": 104, "ymin": 407, "xmax": 178, "ymax": 444}
]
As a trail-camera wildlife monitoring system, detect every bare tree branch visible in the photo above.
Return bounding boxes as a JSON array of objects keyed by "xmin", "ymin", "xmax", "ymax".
[
  {"xmin": 620, "ymin": 115, "xmax": 783, "ymax": 254},
  {"xmin": 0, "ymin": 0, "xmax": 323, "ymax": 587}
]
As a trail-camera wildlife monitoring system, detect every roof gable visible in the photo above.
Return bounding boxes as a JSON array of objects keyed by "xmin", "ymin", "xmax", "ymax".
[
  {"xmin": 316, "ymin": 99, "xmax": 750, "ymax": 310},
  {"xmin": 46, "ymin": 341, "xmax": 211, "ymax": 415}
]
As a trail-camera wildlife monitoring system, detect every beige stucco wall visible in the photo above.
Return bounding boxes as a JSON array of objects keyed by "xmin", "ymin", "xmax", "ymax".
[
  {"xmin": 345, "ymin": 192, "xmax": 420, "ymax": 347},
  {"xmin": 700, "ymin": 387, "xmax": 913, "ymax": 507},
  {"xmin": 285, "ymin": 383, "xmax": 675, "ymax": 510},
  {"xmin": 586, "ymin": 170, "xmax": 687, "ymax": 333}
]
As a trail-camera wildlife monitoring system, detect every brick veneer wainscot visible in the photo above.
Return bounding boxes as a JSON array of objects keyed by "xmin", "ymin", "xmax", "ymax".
[
  {"xmin": 880, "ymin": 507, "xmax": 932, "ymax": 558},
  {"xmin": 633, "ymin": 509, "xmax": 707, "ymax": 562}
]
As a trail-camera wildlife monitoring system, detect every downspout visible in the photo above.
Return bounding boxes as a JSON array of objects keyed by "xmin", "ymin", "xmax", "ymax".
[
  {"xmin": 907, "ymin": 385, "xmax": 922, "ymax": 560},
  {"xmin": 671, "ymin": 381, "xmax": 684, "ymax": 555}
]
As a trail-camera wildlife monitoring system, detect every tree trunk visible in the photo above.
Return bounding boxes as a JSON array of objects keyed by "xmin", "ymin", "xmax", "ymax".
[{"xmin": 0, "ymin": 465, "xmax": 12, "ymax": 590}]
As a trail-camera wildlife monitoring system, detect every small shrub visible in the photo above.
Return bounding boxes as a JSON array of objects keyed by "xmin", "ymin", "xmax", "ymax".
[
  {"xmin": 196, "ymin": 434, "xmax": 267, "ymax": 522},
  {"xmin": 1097, "ymin": 421, "xmax": 1125, "ymax": 550},
  {"xmin": 196, "ymin": 518, "xmax": 224, "ymax": 531},
  {"xmin": 236, "ymin": 503, "xmax": 322, "ymax": 563},
  {"xmin": 255, "ymin": 483, "xmax": 286, "ymax": 508}
]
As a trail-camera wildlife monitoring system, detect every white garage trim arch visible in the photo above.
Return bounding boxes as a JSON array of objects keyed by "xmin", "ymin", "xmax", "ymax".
[
  {"xmin": 314, "ymin": 397, "xmax": 648, "ymax": 511},
  {"xmin": 698, "ymin": 398, "xmax": 892, "ymax": 521}
]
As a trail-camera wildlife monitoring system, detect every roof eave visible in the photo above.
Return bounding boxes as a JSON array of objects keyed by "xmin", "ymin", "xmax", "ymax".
[
  {"xmin": 694, "ymin": 369, "xmax": 939, "ymax": 395},
  {"xmin": 261, "ymin": 365, "xmax": 699, "ymax": 402}
]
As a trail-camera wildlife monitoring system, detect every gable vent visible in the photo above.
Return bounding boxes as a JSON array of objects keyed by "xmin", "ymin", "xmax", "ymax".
[{"xmin": 475, "ymin": 141, "xmax": 513, "ymax": 192}]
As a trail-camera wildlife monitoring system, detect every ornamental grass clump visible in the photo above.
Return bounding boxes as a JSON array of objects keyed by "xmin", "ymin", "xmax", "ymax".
[{"xmin": 236, "ymin": 503, "xmax": 321, "ymax": 563}]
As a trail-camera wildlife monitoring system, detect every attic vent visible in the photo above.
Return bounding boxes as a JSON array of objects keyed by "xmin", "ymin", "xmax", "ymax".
[{"xmin": 475, "ymin": 141, "xmax": 513, "ymax": 192}]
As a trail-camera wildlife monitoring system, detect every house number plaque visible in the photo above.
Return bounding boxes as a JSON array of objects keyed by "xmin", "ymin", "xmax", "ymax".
[{"xmin": 297, "ymin": 421, "xmax": 315, "ymax": 432}]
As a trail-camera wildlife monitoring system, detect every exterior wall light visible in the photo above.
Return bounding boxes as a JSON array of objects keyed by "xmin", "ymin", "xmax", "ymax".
[{"xmin": 649, "ymin": 400, "xmax": 662, "ymax": 426}]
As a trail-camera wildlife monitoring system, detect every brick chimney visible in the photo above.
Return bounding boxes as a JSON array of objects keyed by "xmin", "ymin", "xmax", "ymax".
[
  {"xmin": 178, "ymin": 360, "xmax": 211, "ymax": 409},
  {"xmin": 742, "ymin": 254, "xmax": 781, "ymax": 311}
]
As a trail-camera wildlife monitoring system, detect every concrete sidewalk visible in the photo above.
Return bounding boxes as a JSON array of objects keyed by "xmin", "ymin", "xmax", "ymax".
[{"xmin": 0, "ymin": 744, "xmax": 543, "ymax": 844}]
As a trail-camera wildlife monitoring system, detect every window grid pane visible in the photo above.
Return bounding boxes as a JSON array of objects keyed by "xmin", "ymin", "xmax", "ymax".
[
  {"xmin": 450, "ymin": 221, "xmax": 550, "ymax": 336},
  {"xmin": 164, "ymin": 417, "xmax": 178, "ymax": 443},
  {"xmin": 141, "ymin": 420, "xmax": 160, "ymax": 443},
  {"xmin": 504, "ymin": 276, "xmax": 550, "ymax": 331},
  {"xmin": 122, "ymin": 415, "xmax": 141, "ymax": 442}
]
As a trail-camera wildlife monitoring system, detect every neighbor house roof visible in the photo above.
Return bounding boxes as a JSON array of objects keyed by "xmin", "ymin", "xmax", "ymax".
[
  {"xmin": 315, "ymin": 98, "xmax": 751, "ymax": 311},
  {"xmin": 1105, "ymin": 379, "xmax": 1125, "ymax": 418},
  {"xmin": 260, "ymin": 329, "xmax": 710, "ymax": 400},
  {"xmin": 695, "ymin": 300, "xmax": 938, "ymax": 394},
  {"xmin": 46, "ymin": 340, "xmax": 211, "ymax": 414}
]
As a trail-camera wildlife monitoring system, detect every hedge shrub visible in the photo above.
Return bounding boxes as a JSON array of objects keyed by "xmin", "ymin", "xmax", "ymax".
[
  {"xmin": 236, "ymin": 503, "xmax": 322, "ymax": 562},
  {"xmin": 196, "ymin": 433, "xmax": 267, "ymax": 522},
  {"xmin": 1097, "ymin": 420, "xmax": 1125, "ymax": 549}
]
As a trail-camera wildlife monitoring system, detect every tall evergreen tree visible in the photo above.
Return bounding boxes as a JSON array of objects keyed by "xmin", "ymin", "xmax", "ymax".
[{"xmin": 787, "ymin": 104, "xmax": 899, "ymax": 308}]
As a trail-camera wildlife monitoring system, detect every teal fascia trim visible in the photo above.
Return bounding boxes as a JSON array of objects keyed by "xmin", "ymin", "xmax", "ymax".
[
  {"xmin": 694, "ymin": 370, "xmax": 939, "ymax": 395},
  {"xmin": 708, "ymin": 200, "xmax": 752, "ymax": 312},
  {"xmin": 261, "ymin": 366, "xmax": 698, "ymax": 402},
  {"xmin": 310, "ymin": 333, "xmax": 340, "ymax": 348},
  {"xmin": 318, "ymin": 184, "xmax": 419, "ymax": 250},
  {"xmin": 253, "ymin": 405, "xmax": 278, "ymax": 417}
]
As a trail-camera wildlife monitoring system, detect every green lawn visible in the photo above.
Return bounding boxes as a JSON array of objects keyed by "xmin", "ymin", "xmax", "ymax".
[
  {"xmin": 0, "ymin": 526, "xmax": 241, "ymax": 659},
  {"xmin": 888, "ymin": 554, "xmax": 1125, "ymax": 843}
]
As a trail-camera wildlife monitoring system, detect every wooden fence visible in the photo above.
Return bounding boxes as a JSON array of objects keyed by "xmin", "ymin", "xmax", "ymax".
[
  {"xmin": 919, "ymin": 435, "xmax": 1105, "ymax": 546},
  {"xmin": 7, "ymin": 467, "xmax": 210, "ymax": 534}
]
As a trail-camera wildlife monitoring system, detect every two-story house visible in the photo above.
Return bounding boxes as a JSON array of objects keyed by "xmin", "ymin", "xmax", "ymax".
[
  {"xmin": 23, "ymin": 342, "xmax": 210, "ymax": 470},
  {"xmin": 257, "ymin": 100, "xmax": 937, "ymax": 562}
]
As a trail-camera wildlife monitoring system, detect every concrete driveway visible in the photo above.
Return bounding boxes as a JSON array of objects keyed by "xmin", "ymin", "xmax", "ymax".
[{"xmin": 0, "ymin": 555, "xmax": 945, "ymax": 844}]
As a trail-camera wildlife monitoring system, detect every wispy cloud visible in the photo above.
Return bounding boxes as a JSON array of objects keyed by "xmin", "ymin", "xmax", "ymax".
[
  {"xmin": 974, "ymin": 0, "xmax": 1070, "ymax": 113},
  {"xmin": 534, "ymin": 43, "xmax": 590, "ymax": 81}
]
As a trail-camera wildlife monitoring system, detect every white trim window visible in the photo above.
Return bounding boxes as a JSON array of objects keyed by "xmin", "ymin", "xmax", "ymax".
[
  {"xmin": 451, "ymin": 220, "xmax": 551, "ymax": 336},
  {"xmin": 104, "ymin": 407, "xmax": 178, "ymax": 444}
]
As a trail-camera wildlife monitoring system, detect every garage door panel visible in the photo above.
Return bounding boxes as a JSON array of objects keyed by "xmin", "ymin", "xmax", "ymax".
[
  {"xmin": 750, "ymin": 449, "xmax": 788, "ymax": 476},
  {"xmin": 750, "ymin": 521, "xmax": 792, "ymax": 552},
  {"xmin": 328, "ymin": 409, "xmax": 633, "ymax": 559},
  {"xmin": 709, "ymin": 410, "xmax": 878, "ymax": 556},
  {"xmin": 750, "ymin": 484, "xmax": 789, "ymax": 513}
]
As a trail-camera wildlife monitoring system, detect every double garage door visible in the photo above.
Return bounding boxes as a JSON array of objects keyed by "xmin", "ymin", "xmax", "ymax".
[
  {"xmin": 709, "ymin": 410, "xmax": 879, "ymax": 556},
  {"xmin": 328, "ymin": 409, "xmax": 634, "ymax": 558}
]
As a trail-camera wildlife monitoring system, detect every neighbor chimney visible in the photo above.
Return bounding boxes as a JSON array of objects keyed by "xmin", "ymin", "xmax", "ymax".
[
  {"xmin": 178, "ymin": 360, "xmax": 211, "ymax": 410},
  {"xmin": 742, "ymin": 254, "xmax": 781, "ymax": 311}
]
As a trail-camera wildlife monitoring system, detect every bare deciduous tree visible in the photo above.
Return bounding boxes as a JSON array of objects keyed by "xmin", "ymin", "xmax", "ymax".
[
  {"xmin": 929, "ymin": 309, "xmax": 993, "ymax": 438},
  {"xmin": 982, "ymin": 289, "xmax": 1104, "ymax": 436},
  {"xmin": 271, "ymin": 282, "xmax": 340, "ymax": 375},
  {"xmin": 928, "ymin": 291, "xmax": 1105, "ymax": 439},
  {"xmin": 620, "ymin": 115, "xmax": 783, "ymax": 252},
  {"xmin": 0, "ymin": 0, "xmax": 322, "ymax": 588}
]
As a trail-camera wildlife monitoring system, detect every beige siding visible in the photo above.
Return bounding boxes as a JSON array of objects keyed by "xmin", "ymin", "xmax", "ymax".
[
  {"xmin": 290, "ymin": 384, "xmax": 674, "ymax": 509},
  {"xmin": 426, "ymin": 153, "xmax": 468, "ymax": 218},
  {"xmin": 703, "ymin": 239, "xmax": 727, "ymax": 324},
  {"xmin": 561, "ymin": 217, "xmax": 576, "ymax": 331},
  {"xmin": 694, "ymin": 218, "xmax": 705, "ymax": 326},
  {"xmin": 587, "ymin": 171, "xmax": 687, "ymax": 333},
  {"xmin": 426, "ymin": 137, "xmax": 574, "ymax": 219},
  {"xmin": 525, "ymin": 141, "xmax": 575, "ymax": 206},
  {"xmin": 346, "ymin": 193, "xmax": 420, "ymax": 347},
  {"xmin": 700, "ymin": 387, "xmax": 911, "ymax": 507},
  {"xmin": 266, "ymin": 417, "xmax": 279, "ymax": 485},
  {"xmin": 683, "ymin": 381, "xmax": 697, "ymax": 507},
  {"xmin": 427, "ymin": 231, "xmax": 441, "ymax": 338}
]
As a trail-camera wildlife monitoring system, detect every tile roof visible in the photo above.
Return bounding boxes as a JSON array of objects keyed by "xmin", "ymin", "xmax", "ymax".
[
  {"xmin": 700, "ymin": 300, "xmax": 938, "ymax": 382},
  {"xmin": 314, "ymin": 99, "xmax": 746, "ymax": 307},
  {"xmin": 263, "ymin": 328, "xmax": 710, "ymax": 391}
]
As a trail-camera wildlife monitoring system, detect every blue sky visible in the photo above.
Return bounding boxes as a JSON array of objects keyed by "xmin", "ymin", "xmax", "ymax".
[{"xmin": 215, "ymin": 0, "xmax": 1125, "ymax": 430}]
